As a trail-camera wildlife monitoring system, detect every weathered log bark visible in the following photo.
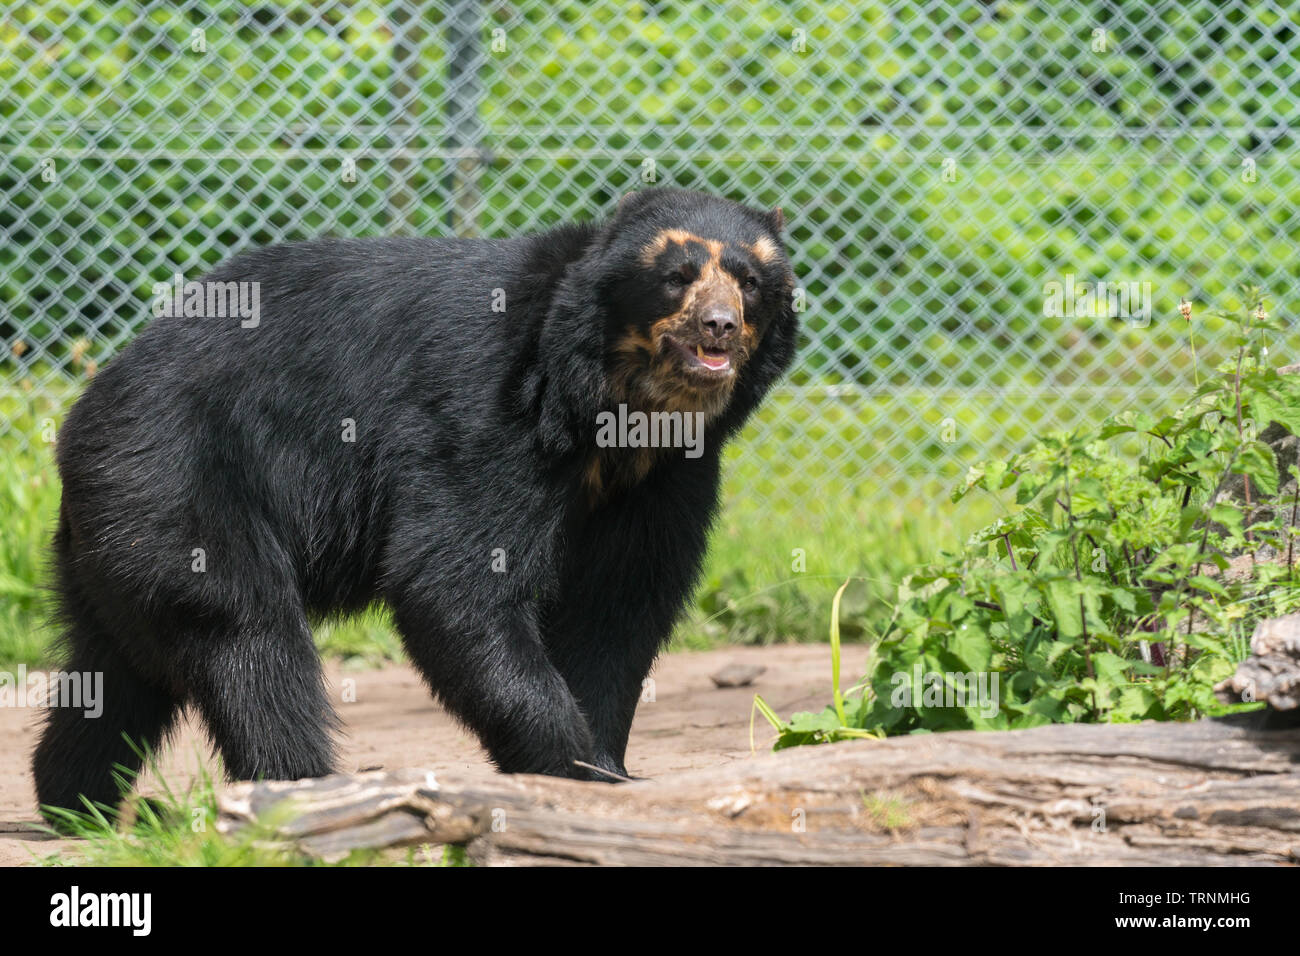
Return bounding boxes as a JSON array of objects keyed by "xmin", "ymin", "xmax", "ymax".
[{"xmin": 217, "ymin": 719, "xmax": 1300, "ymax": 866}]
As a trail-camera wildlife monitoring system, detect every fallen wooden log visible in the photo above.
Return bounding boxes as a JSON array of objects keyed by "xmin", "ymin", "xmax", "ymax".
[{"xmin": 217, "ymin": 718, "xmax": 1300, "ymax": 865}]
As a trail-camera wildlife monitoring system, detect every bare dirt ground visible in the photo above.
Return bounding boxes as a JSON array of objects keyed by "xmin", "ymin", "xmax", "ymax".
[{"xmin": 0, "ymin": 643, "xmax": 858, "ymax": 865}]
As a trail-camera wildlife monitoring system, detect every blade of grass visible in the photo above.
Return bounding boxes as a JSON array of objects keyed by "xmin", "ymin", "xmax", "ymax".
[{"xmin": 830, "ymin": 578, "xmax": 850, "ymax": 726}]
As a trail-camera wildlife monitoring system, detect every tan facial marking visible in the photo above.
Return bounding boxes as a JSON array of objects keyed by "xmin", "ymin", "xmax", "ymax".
[
  {"xmin": 583, "ymin": 456, "xmax": 604, "ymax": 497},
  {"xmin": 648, "ymin": 314, "xmax": 680, "ymax": 344},
  {"xmin": 750, "ymin": 235, "xmax": 779, "ymax": 263},
  {"xmin": 695, "ymin": 257, "xmax": 742, "ymax": 314},
  {"xmin": 646, "ymin": 233, "xmax": 742, "ymax": 311},
  {"xmin": 638, "ymin": 230, "xmax": 745, "ymax": 352},
  {"xmin": 639, "ymin": 229, "xmax": 724, "ymax": 267},
  {"xmin": 615, "ymin": 327, "xmax": 655, "ymax": 356}
]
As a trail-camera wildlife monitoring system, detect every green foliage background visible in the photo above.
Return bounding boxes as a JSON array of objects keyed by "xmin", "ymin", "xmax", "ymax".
[{"xmin": 6, "ymin": 3, "xmax": 1300, "ymax": 499}]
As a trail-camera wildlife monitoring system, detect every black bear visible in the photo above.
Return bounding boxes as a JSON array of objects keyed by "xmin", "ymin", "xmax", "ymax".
[{"xmin": 33, "ymin": 187, "xmax": 798, "ymax": 815}]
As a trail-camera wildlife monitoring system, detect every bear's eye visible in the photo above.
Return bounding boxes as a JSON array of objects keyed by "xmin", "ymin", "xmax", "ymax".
[
  {"xmin": 742, "ymin": 276, "xmax": 759, "ymax": 292},
  {"xmin": 665, "ymin": 271, "xmax": 692, "ymax": 289}
]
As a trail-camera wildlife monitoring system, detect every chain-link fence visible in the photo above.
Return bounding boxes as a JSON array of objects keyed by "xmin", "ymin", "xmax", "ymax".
[{"xmin": 3, "ymin": 1, "xmax": 1299, "ymax": 516}]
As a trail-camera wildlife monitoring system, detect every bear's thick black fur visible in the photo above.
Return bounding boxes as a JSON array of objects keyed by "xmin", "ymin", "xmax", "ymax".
[{"xmin": 33, "ymin": 187, "xmax": 798, "ymax": 815}]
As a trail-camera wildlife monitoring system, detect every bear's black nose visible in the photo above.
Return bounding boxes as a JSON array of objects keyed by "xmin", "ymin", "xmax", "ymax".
[{"xmin": 701, "ymin": 306, "xmax": 739, "ymax": 339}]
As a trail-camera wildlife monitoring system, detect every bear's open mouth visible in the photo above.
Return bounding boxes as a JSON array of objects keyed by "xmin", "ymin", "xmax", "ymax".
[{"xmin": 668, "ymin": 339, "xmax": 733, "ymax": 376}]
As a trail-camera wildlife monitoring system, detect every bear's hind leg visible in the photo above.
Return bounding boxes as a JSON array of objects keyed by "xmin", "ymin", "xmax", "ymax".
[{"xmin": 32, "ymin": 624, "xmax": 181, "ymax": 820}]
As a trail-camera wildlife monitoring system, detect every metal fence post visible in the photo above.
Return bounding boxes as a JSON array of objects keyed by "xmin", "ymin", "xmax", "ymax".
[{"xmin": 443, "ymin": 0, "xmax": 484, "ymax": 237}]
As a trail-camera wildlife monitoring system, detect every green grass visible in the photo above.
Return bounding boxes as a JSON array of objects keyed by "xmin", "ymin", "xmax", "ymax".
[
  {"xmin": 0, "ymin": 388, "xmax": 64, "ymax": 668},
  {"xmin": 678, "ymin": 480, "xmax": 994, "ymax": 649},
  {"xmin": 313, "ymin": 607, "xmax": 406, "ymax": 667}
]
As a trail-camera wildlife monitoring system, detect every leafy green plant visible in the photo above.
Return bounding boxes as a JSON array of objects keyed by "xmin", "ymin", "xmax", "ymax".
[{"xmin": 765, "ymin": 292, "xmax": 1299, "ymax": 745}]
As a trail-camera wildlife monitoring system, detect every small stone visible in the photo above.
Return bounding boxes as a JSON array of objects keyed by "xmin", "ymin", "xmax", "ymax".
[
  {"xmin": 709, "ymin": 663, "xmax": 766, "ymax": 688},
  {"xmin": 1215, "ymin": 613, "xmax": 1300, "ymax": 711}
]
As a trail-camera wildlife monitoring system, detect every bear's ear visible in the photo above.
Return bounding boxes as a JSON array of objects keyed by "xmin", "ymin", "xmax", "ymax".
[
  {"xmin": 615, "ymin": 189, "xmax": 655, "ymax": 220},
  {"xmin": 766, "ymin": 206, "xmax": 786, "ymax": 234}
]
